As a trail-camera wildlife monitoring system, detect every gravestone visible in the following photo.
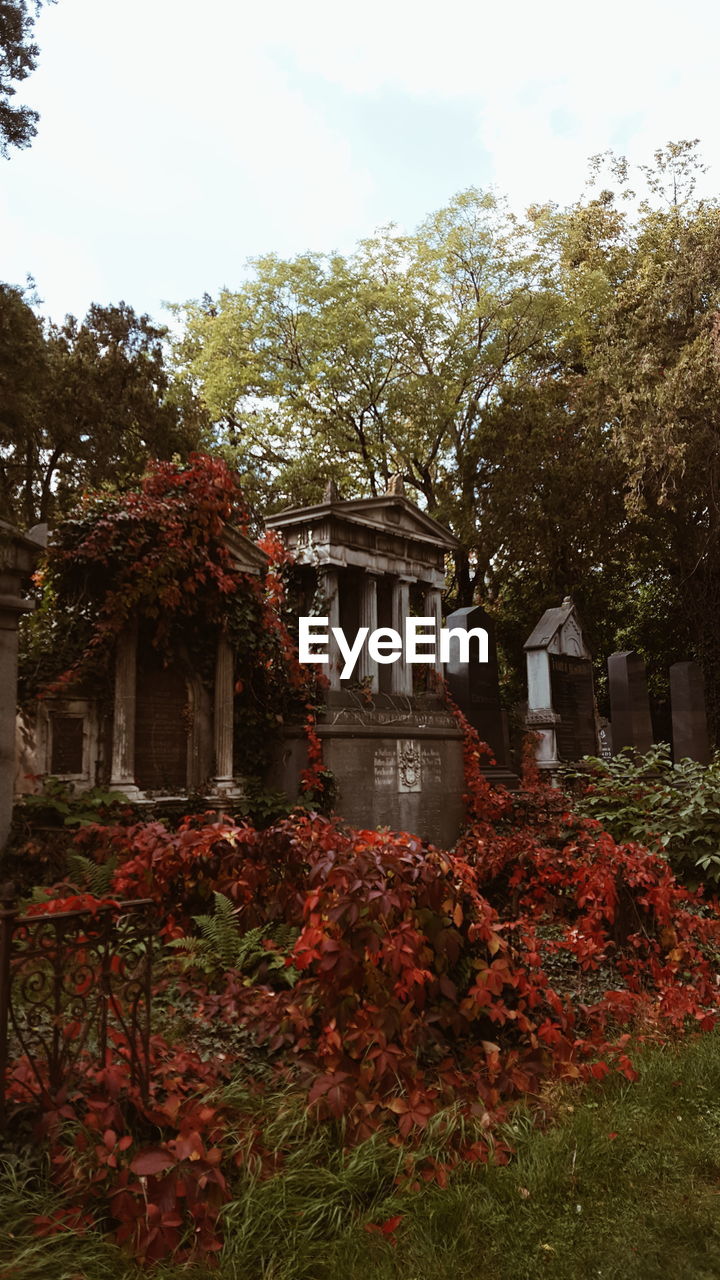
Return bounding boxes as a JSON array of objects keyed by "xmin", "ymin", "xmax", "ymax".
[
  {"xmin": 608, "ymin": 650, "xmax": 653, "ymax": 755},
  {"xmin": 524, "ymin": 596, "xmax": 598, "ymax": 770},
  {"xmin": 598, "ymin": 718, "xmax": 613, "ymax": 762},
  {"xmin": 670, "ymin": 661, "xmax": 711, "ymax": 764},
  {"xmin": 444, "ymin": 604, "xmax": 515, "ymax": 782}
]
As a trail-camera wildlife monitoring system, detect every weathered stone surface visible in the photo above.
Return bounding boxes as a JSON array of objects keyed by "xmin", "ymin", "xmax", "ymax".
[
  {"xmin": 608, "ymin": 650, "xmax": 653, "ymax": 754},
  {"xmin": 670, "ymin": 661, "xmax": 711, "ymax": 764},
  {"xmin": 524, "ymin": 597, "xmax": 598, "ymax": 768},
  {"xmin": 269, "ymin": 704, "xmax": 465, "ymax": 848},
  {"xmin": 1, "ymin": 522, "xmax": 41, "ymax": 851},
  {"xmin": 445, "ymin": 604, "xmax": 510, "ymax": 772},
  {"xmin": 266, "ymin": 487, "xmax": 466, "ymax": 841}
]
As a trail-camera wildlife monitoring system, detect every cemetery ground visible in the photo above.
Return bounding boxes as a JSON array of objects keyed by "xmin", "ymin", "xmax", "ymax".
[
  {"xmin": 4, "ymin": 742, "xmax": 720, "ymax": 1276},
  {"xmin": 4, "ymin": 1029, "xmax": 720, "ymax": 1280}
]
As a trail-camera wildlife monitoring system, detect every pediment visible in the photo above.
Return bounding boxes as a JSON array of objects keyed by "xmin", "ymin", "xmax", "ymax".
[
  {"xmin": 267, "ymin": 495, "xmax": 458, "ymax": 552},
  {"xmin": 222, "ymin": 524, "xmax": 268, "ymax": 575}
]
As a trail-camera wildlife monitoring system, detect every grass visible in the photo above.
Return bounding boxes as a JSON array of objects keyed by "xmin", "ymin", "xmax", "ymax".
[{"xmin": 4, "ymin": 1029, "xmax": 720, "ymax": 1278}]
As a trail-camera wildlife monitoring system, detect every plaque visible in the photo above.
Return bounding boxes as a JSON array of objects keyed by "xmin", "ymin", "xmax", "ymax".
[{"xmin": 549, "ymin": 654, "xmax": 597, "ymax": 761}]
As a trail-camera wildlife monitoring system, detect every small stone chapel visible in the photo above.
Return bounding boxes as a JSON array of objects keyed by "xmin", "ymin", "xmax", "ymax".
[{"xmin": 16, "ymin": 525, "xmax": 268, "ymax": 802}]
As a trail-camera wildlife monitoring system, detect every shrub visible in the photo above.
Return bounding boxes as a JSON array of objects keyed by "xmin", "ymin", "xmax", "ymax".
[{"xmin": 560, "ymin": 744, "xmax": 720, "ymax": 881}]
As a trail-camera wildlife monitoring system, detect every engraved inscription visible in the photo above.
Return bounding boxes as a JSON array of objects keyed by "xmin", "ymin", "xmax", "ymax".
[
  {"xmin": 421, "ymin": 746, "xmax": 443, "ymax": 785},
  {"xmin": 373, "ymin": 747, "xmax": 396, "ymax": 789}
]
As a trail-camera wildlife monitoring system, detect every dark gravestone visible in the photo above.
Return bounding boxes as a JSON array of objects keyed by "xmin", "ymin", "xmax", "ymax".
[
  {"xmin": 608, "ymin": 650, "xmax": 653, "ymax": 754},
  {"xmin": 670, "ymin": 661, "xmax": 711, "ymax": 764},
  {"xmin": 445, "ymin": 605, "xmax": 508, "ymax": 768},
  {"xmin": 549, "ymin": 654, "xmax": 597, "ymax": 760}
]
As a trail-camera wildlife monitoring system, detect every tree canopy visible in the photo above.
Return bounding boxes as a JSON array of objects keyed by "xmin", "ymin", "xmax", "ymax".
[
  {"xmin": 0, "ymin": 0, "xmax": 55, "ymax": 156},
  {"xmin": 172, "ymin": 142, "xmax": 720, "ymax": 729},
  {"xmin": 0, "ymin": 290, "xmax": 206, "ymax": 527}
]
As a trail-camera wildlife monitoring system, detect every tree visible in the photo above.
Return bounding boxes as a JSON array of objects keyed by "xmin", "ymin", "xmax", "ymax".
[
  {"xmin": 0, "ymin": 1, "xmax": 55, "ymax": 157},
  {"xmin": 0, "ymin": 297, "xmax": 206, "ymax": 526},
  {"xmin": 574, "ymin": 142, "xmax": 720, "ymax": 729},
  {"xmin": 173, "ymin": 190, "xmax": 623, "ymax": 609}
]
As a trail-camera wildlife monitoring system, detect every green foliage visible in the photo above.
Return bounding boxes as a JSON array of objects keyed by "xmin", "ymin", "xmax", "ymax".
[
  {"xmin": 65, "ymin": 850, "xmax": 118, "ymax": 896},
  {"xmin": 1, "ymin": 296, "xmax": 205, "ymax": 527},
  {"xmin": 6, "ymin": 1032, "xmax": 720, "ymax": 1277},
  {"xmin": 168, "ymin": 891, "xmax": 299, "ymax": 985},
  {"xmin": 562, "ymin": 744, "xmax": 720, "ymax": 880},
  {"xmin": 15, "ymin": 777, "xmax": 130, "ymax": 827},
  {"xmin": 0, "ymin": 1, "xmax": 56, "ymax": 157}
]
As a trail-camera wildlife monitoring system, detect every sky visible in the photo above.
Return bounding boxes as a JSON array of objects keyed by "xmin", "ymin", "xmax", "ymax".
[{"xmin": 2, "ymin": 0, "xmax": 720, "ymax": 324}]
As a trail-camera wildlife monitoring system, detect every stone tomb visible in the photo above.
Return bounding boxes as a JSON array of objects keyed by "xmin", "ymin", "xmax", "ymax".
[
  {"xmin": 607, "ymin": 650, "xmax": 654, "ymax": 755},
  {"xmin": 16, "ymin": 524, "xmax": 268, "ymax": 801},
  {"xmin": 670, "ymin": 661, "xmax": 711, "ymax": 764},
  {"xmin": 524, "ymin": 597, "xmax": 598, "ymax": 769},
  {"xmin": 265, "ymin": 480, "xmax": 466, "ymax": 847},
  {"xmin": 444, "ymin": 604, "xmax": 515, "ymax": 784}
]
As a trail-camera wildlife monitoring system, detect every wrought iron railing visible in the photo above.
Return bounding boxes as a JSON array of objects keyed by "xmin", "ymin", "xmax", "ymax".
[{"xmin": 0, "ymin": 893, "xmax": 154, "ymax": 1125}]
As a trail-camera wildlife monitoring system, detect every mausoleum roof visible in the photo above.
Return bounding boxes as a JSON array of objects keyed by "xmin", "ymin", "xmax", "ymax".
[
  {"xmin": 266, "ymin": 493, "xmax": 459, "ymax": 552},
  {"xmin": 222, "ymin": 524, "xmax": 268, "ymax": 575}
]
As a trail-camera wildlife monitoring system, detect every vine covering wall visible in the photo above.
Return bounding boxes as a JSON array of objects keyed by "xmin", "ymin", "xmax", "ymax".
[{"xmin": 18, "ymin": 454, "xmax": 323, "ymax": 784}]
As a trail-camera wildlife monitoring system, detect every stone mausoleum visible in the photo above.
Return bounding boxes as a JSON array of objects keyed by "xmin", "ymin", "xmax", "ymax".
[
  {"xmin": 16, "ymin": 525, "xmax": 268, "ymax": 802},
  {"xmin": 266, "ymin": 480, "xmax": 466, "ymax": 847}
]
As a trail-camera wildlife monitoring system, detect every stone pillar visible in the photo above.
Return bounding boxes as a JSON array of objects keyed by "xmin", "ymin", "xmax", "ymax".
[
  {"xmin": 357, "ymin": 574, "xmax": 379, "ymax": 692},
  {"xmin": 0, "ymin": 608, "xmax": 28, "ymax": 852},
  {"xmin": 608, "ymin": 650, "xmax": 653, "ymax": 755},
  {"xmin": 318, "ymin": 566, "xmax": 342, "ymax": 692},
  {"xmin": 670, "ymin": 661, "xmax": 711, "ymax": 764},
  {"xmin": 390, "ymin": 577, "xmax": 413, "ymax": 696},
  {"xmin": 214, "ymin": 629, "xmax": 236, "ymax": 791},
  {"xmin": 109, "ymin": 623, "xmax": 142, "ymax": 797},
  {"xmin": 0, "ymin": 525, "xmax": 41, "ymax": 852},
  {"xmin": 423, "ymin": 586, "xmax": 444, "ymax": 679}
]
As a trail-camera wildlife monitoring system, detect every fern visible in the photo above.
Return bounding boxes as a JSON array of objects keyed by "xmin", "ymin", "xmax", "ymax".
[
  {"xmin": 168, "ymin": 893, "xmax": 298, "ymax": 985},
  {"xmin": 66, "ymin": 853, "xmax": 117, "ymax": 897}
]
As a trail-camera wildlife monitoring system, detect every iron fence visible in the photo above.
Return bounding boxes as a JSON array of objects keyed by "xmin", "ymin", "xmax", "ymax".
[{"xmin": 0, "ymin": 892, "xmax": 154, "ymax": 1125}]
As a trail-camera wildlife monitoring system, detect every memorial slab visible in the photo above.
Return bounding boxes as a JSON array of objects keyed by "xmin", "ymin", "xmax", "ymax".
[
  {"xmin": 670, "ymin": 661, "xmax": 711, "ymax": 764},
  {"xmin": 608, "ymin": 650, "xmax": 653, "ymax": 755}
]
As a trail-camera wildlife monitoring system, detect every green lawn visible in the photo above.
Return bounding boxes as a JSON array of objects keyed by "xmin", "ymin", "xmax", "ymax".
[{"xmin": 3, "ymin": 1029, "xmax": 720, "ymax": 1279}]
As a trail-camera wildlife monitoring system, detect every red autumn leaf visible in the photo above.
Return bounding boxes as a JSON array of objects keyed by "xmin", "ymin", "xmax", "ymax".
[{"xmin": 130, "ymin": 1149, "xmax": 175, "ymax": 1177}]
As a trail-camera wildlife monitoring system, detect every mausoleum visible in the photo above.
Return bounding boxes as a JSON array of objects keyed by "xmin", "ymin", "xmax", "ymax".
[
  {"xmin": 16, "ymin": 525, "xmax": 268, "ymax": 801},
  {"xmin": 266, "ymin": 480, "xmax": 466, "ymax": 846}
]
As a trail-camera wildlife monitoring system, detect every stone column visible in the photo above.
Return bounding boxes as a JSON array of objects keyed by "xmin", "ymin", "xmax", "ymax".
[
  {"xmin": 214, "ymin": 628, "xmax": 236, "ymax": 791},
  {"xmin": 357, "ymin": 573, "xmax": 379, "ymax": 693},
  {"xmin": 0, "ymin": 526, "xmax": 42, "ymax": 851},
  {"xmin": 0, "ymin": 603, "xmax": 30, "ymax": 852},
  {"xmin": 390, "ymin": 577, "xmax": 413, "ymax": 696},
  {"xmin": 423, "ymin": 586, "xmax": 444, "ymax": 679},
  {"xmin": 109, "ymin": 622, "xmax": 142, "ymax": 797},
  {"xmin": 525, "ymin": 648, "xmax": 560, "ymax": 769},
  {"xmin": 318, "ymin": 566, "xmax": 342, "ymax": 692}
]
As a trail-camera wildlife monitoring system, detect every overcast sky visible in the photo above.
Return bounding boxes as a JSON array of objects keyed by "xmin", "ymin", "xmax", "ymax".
[{"xmin": 1, "ymin": 0, "xmax": 718, "ymax": 324}]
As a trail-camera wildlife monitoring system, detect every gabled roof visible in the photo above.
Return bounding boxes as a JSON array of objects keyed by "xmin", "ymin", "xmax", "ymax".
[
  {"xmin": 524, "ymin": 596, "xmax": 583, "ymax": 651},
  {"xmin": 222, "ymin": 524, "xmax": 268, "ymax": 575},
  {"xmin": 266, "ymin": 494, "xmax": 459, "ymax": 552}
]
